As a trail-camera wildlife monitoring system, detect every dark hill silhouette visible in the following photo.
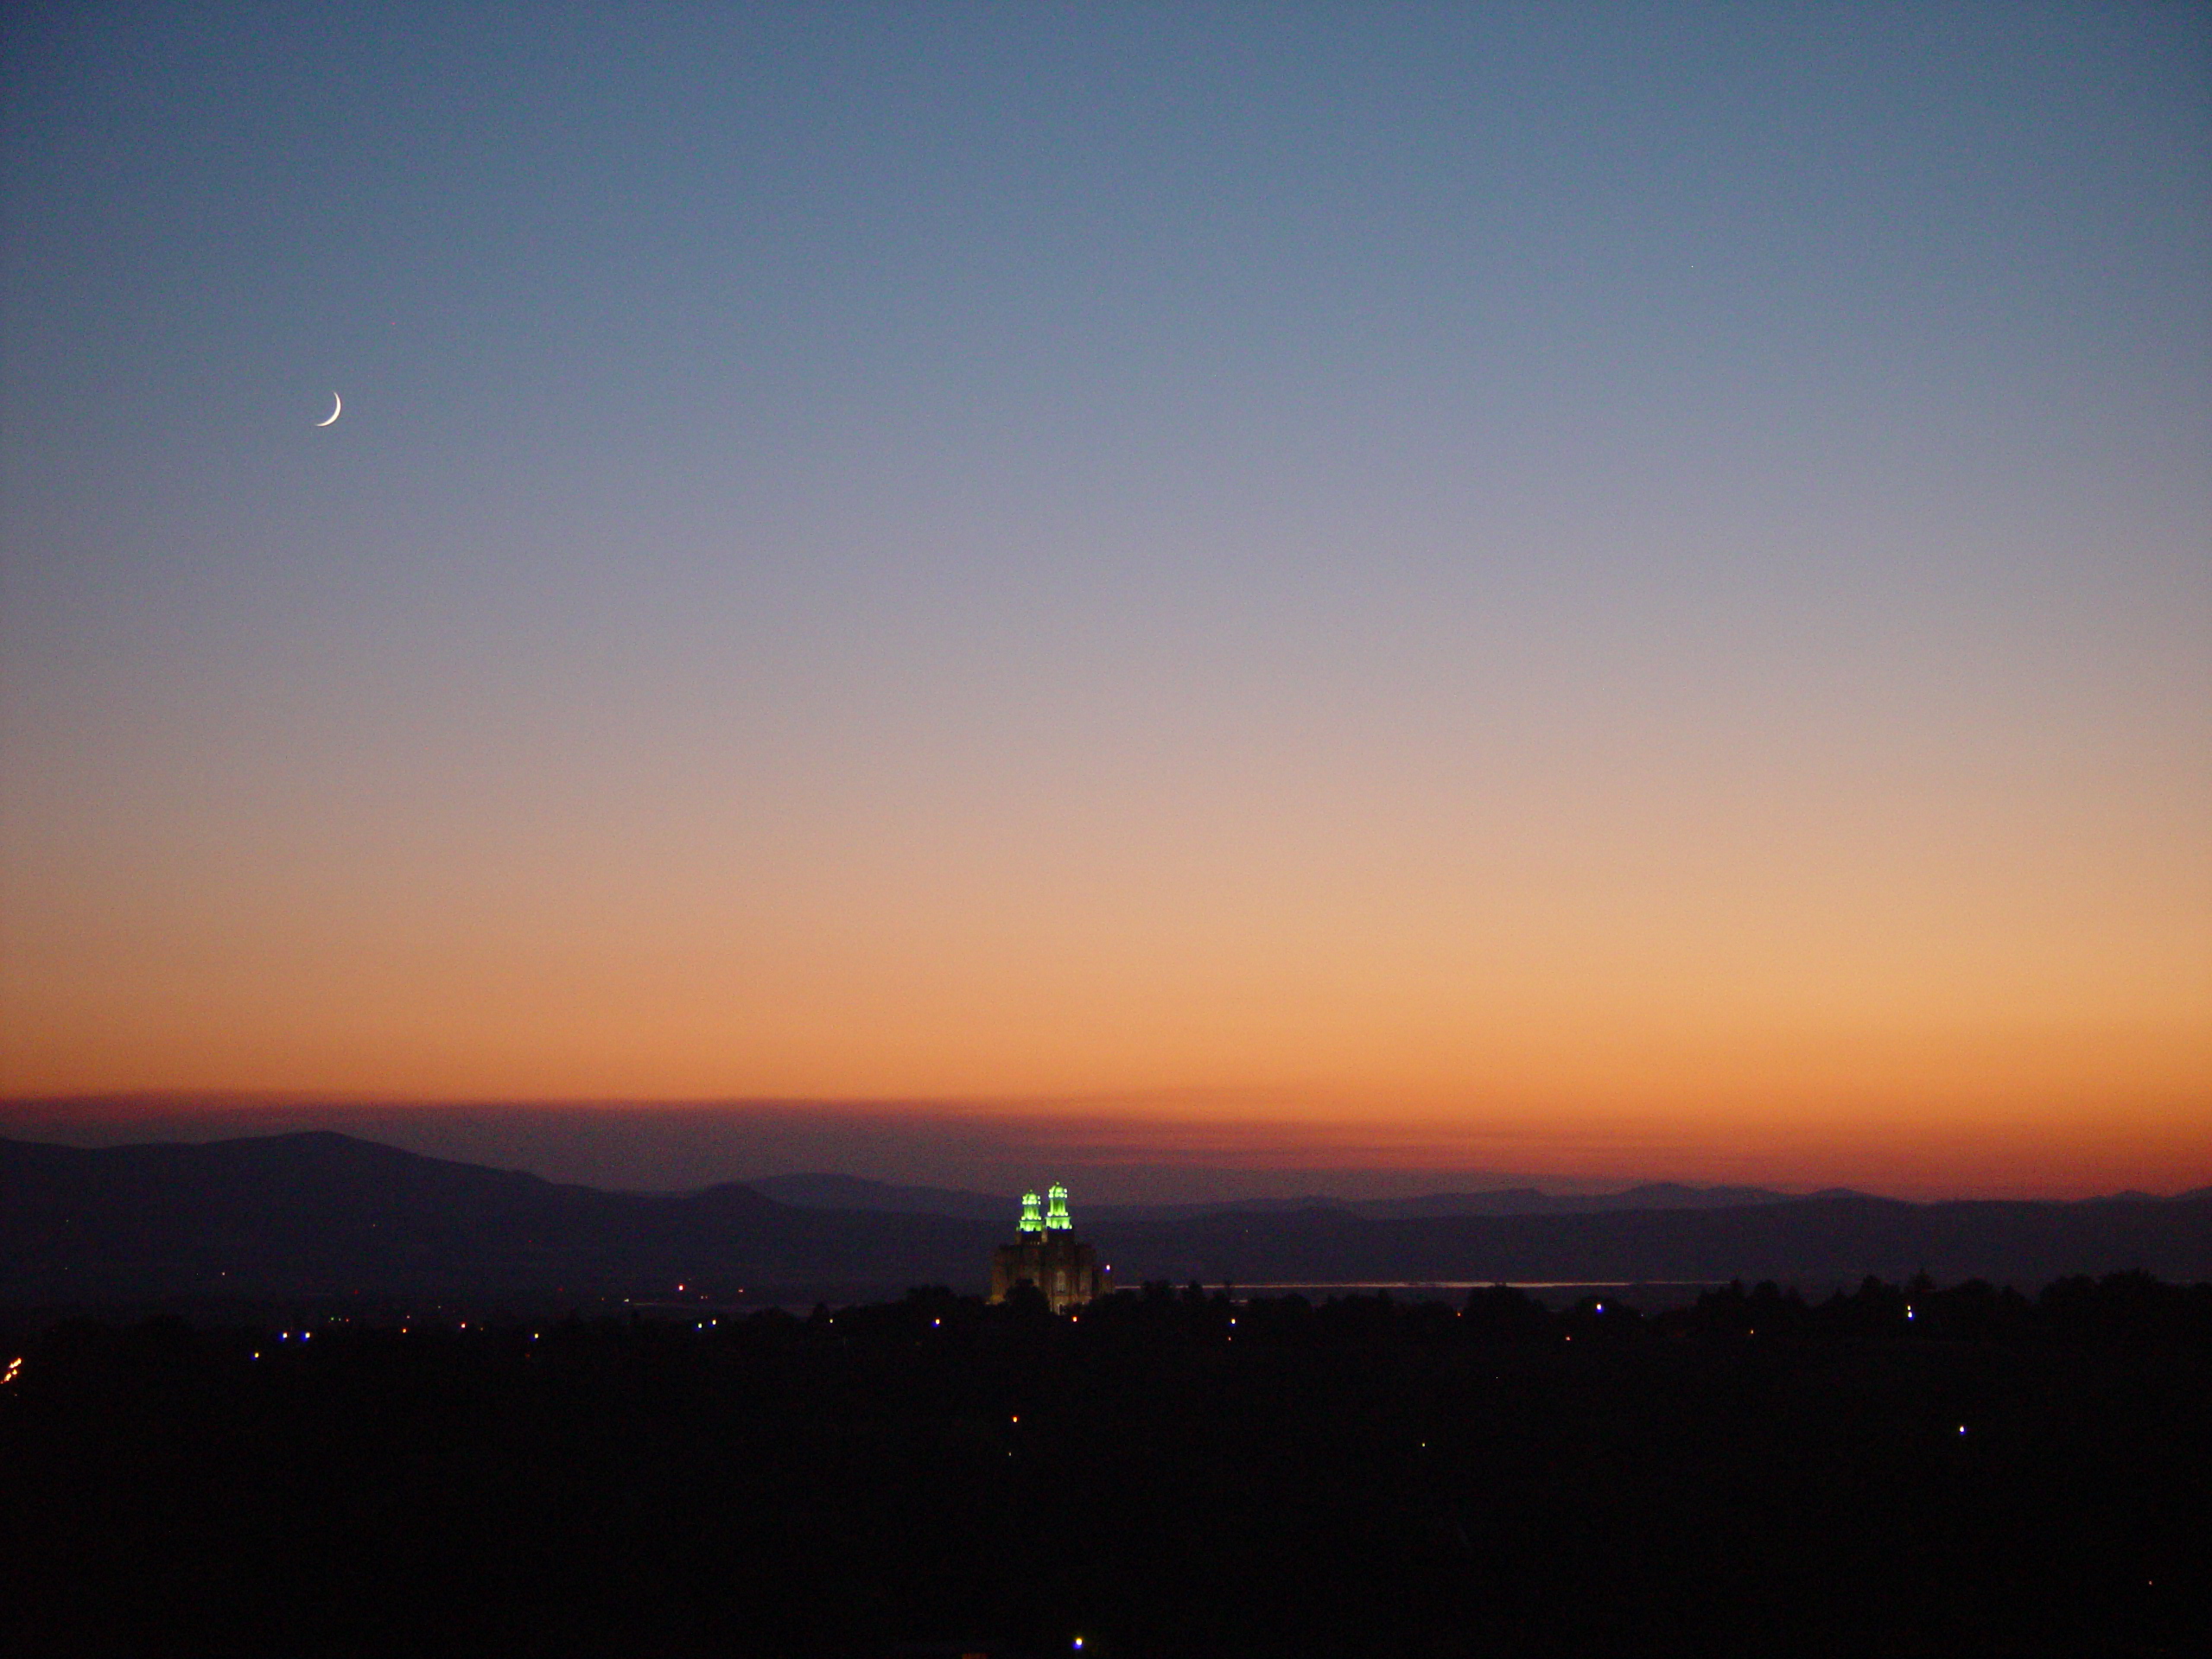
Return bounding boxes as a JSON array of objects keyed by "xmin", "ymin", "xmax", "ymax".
[
  {"xmin": 744, "ymin": 1171, "xmax": 1011, "ymax": 1221},
  {"xmin": 1340, "ymin": 1179, "xmax": 1798, "ymax": 1219},
  {"xmin": 0, "ymin": 1132, "xmax": 996, "ymax": 1300},
  {"xmin": 2, "ymin": 1132, "xmax": 2206, "ymax": 1302},
  {"xmin": 752, "ymin": 1174, "xmax": 1802, "ymax": 1226},
  {"xmin": 1101, "ymin": 1192, "xmax": 2212, "ymax": 1288}
]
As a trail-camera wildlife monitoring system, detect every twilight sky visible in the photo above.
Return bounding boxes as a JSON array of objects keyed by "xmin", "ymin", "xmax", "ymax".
[{"xmin": 3, "ymin": 3, "xmax": 2207, "ymax": 1197}]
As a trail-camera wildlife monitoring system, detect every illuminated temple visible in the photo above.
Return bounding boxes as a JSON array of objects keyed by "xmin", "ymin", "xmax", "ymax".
[{"xmin": 988, "ymin": 1183, "xmax": 1104, "ymax": 1313}]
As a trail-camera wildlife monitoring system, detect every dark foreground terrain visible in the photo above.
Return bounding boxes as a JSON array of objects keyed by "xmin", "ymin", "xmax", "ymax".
[
  {"xmin": 2, "ymin": 1275, "xmax": 2207, "ymax": 1658},
  {"xmin": 8, "ymin": 1133, "xmax": 2210, "ymax": 1301}
]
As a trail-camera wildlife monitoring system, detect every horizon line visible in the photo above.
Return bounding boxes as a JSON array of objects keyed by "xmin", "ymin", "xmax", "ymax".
[{"xmin": 5, "ymin": 1116, "xmax": 2209, "ymax": 1208}]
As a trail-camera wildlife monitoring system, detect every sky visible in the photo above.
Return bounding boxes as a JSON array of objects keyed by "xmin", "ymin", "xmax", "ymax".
[{"xmin": 3, "ymin": 3, "xmax": 2208, "ymax": 1198}]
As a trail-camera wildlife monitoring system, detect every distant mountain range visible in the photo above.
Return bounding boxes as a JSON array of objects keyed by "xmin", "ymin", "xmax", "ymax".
[
  {"xmin": 747, "ymin": 1171, "xmax": 1013, "ymax": 1221},
  {"xmin": 0, "ymin": 1133, "xmax": 994, "ymax": 1303},
  {"xmin": 753, "ymin": 1173, "xmax": 1817, "ymax": 1224},
  {"xmin": 3, "ymin": 1133, "xmax": 2207, "ymax": 1306}
]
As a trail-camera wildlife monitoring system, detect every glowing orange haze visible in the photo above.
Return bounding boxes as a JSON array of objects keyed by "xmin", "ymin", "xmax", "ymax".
[
  {"xmin": 7, "ymin": 0, "xmax": 2207, "ymax": 1205},
  {"xmin": 3, "ymin": 717, "xmax": 2205, "ymax": 1198}
]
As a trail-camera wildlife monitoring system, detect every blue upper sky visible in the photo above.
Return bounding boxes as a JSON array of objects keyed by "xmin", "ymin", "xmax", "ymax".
[{"xmin": 3, "ymin": 3, "xmax": 2207, "ymax": 1195}]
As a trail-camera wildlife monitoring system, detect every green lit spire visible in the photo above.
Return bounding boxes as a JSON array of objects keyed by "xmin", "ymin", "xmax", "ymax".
[
  {"xmin": 1046, "ymin": 1183, "xmax": 1071, "ymax": 1230},
  {"xmin": 1019, "ymin": 1191, "xmax": 1044, "ymax": 1233}
]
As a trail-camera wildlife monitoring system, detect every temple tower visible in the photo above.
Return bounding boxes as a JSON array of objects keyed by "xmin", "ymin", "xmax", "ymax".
[{"xmin": 988, "ymin": 1181, "xmax": 1103, "ymax": 1313}]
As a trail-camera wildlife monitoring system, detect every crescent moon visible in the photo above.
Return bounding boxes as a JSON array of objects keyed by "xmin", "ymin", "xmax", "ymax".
[{"xmin": 314, "ymin": 392, "xmax": 342, "ymax": 428}]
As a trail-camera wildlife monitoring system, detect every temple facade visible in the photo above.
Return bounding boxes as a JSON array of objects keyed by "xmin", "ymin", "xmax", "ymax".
[{"xmin": 988, "ymin": 1183, "xmax": 1104, "ymax": 1313}]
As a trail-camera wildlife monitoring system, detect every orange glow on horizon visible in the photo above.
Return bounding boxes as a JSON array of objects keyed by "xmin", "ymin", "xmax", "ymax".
[
  {"xmin": 4, "ymin": 1, "xmax": 2209, "ymax": 1216},
  {"xmin": 5, "ymin": 578, "xmax": 2205, "ymax": 1201},
  {"xmin": 3, "ymin": 1078, "xmax": 2204, "ymax": 1200}
]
